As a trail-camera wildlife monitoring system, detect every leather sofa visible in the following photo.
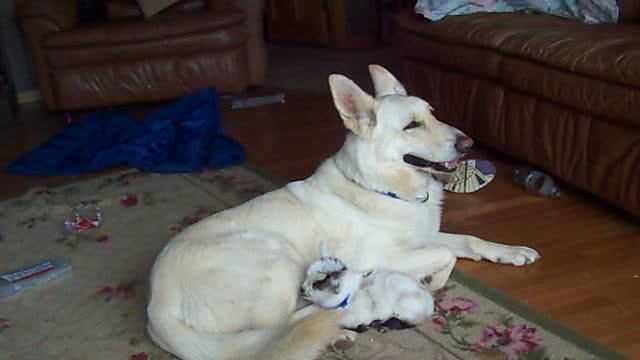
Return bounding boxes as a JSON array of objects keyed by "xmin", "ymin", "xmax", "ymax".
[
  {"xmin": 17, "ymin": 0, "xmax": 266, "ymax": 111},
  {"xmin": 395, "ymin": 2, "xmax": 640, "ymax": 217}
]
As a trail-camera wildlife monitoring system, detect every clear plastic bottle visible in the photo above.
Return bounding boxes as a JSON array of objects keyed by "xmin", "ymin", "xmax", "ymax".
[{"xmin": 513, "ymin": 165, "xmax": 560, "ymax": 198}]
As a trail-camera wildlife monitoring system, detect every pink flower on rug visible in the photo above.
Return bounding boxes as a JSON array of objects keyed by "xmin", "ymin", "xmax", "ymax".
[
  {"xmin": 34, "ymin": 188, "xmax": 52, "ymax": 196},
  {"xmin": 94, "ymin": 280, "xmax": 138, "ymax": 301},
  {"xmin": 225, "ymin": 174, "xmax": 243, "ymax": 183},
  {"xmin": 120, "ymin": 194, "xmax": 138, "ymax": 207},
  {"xmin": 476, "ymin": 323, "xmax": 543, "ymax": 360},
  {"xmin": 20, "ymin": 216, "xmax": 48, "ymax": 230},
  {"xmin": 116, "ymin": 280, "xmax": 137, "ymax": 299},
  {"xmin": 186, "ymin": 216, "xmax": 201, "ymax": 226},
  {"xmin": 128, "ymin": 352, "xmax": 149, "ymax": 360},
  {"xmin": 0, "ymin": 318, "xmax": 10, "ymax": 331},
  {"xmin": 96, "ymin": 286, "xmax": 115, "ymax": 297},
  {"xmin": 0, "ymin": 232, "xmax": 4, "ymax": 241},
  {"xmin": 117, "ymin": 172, "xmax": 141, "ymax": 185},
  {"xmin": 431, "ymin": 316, "xmax": 446, "ymax": 332},
  {"xmin": 95, "ymin": 235, "xmax": 109, "ymax": 243},
  {"xmin": 437, "ymin": 297, "xmax": 478, "ymax": 314}
]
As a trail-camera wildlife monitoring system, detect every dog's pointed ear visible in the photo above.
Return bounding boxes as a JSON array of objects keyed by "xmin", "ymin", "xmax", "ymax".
[
  {"xmin": 369, "ymin": 64, "xmax": 407, "ymax": 97},
  {"xmin": 320, "ymin": 241, "xmax": 331, "ymax": 258},
  {"xmin": 329, "ymin": 74, "xmax": 376, "ymax": 137}
]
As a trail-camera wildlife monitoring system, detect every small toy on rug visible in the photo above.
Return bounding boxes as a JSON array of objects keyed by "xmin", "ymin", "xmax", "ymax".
[
  {"xmin": 443, "ymin": 159, "xmax": 496, "ymax": 193},
  {"xmin": 0, "ymin": 259, "xmax": 72, "ymax": 299},
  {"xmin": 64, "ymin": 207, "xmax": 102, "ymax": 234},
  {"xmin": 300, "ymin": 241, "xmax": 434, "ymax": 334}
]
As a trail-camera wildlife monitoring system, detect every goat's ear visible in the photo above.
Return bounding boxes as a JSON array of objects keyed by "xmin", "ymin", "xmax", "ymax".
[
  {"xmin": 329, "ymin": 74, "xmax": 377, "ymax": 138},
  {"xmin": 369, "ymin": 64, "xmax": 407, "ymax": 97},
  {"xmin": 319, "ymin": 240, "xmax": 332, "ymax": 258}
]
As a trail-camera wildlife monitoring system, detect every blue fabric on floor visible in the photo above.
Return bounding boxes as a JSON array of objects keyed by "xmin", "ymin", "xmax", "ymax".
[{"xmin": 6, "ymin": 88, "xmax": 245, "ymax": 175}]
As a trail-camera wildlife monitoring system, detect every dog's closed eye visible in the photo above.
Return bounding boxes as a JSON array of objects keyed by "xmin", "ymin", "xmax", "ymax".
[{"xmin": 403, "ymin": 121, "xmax": 422, "ymax": 131}]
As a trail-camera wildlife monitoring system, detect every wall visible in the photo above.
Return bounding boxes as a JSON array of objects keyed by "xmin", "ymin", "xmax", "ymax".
[{"xmin": 0, "ymin": 0, "xmax": 38, "ymax": 96}]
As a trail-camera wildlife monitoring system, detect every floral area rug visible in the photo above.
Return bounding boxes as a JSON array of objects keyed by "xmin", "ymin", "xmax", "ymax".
[{"xmin": 0, "ymin": 167, "xmax": 626, "ymax": 360}]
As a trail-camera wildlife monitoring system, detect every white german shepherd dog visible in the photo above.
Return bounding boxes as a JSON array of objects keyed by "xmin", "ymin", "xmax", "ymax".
[{"xmin": 147, "ymin": 65, "xmax": 540, "ymax": 360}]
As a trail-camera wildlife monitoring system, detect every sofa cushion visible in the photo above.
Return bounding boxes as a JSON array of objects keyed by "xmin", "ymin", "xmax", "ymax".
[
  {"xmin": 51, "ymin": 47, "xmax": 249, "ymax": 109},
  {"xmin": 44, "ymin": 9, "xmax": 244, "ymax": 48},
  {"xmin": 46, "ymin": 26, "xmax": 245, "ymax": 68},
  {"xmin": 395, "ymin": 11, "xmax": 640, "ymax": 128},
  {"xmin": 397, "ymin": 12, "xmax": 640, "ymax": 87}
]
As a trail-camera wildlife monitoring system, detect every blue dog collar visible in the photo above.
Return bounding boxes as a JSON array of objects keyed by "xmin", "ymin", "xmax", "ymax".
[
  {"xmin": 377, "ymin": 190, "xmax": 428, "ymax": 203},
  {"xmin": 331, "ymin": 294, "xmax": 351, "ymax": 309},
  {"xmin": 335, "ymin": 158, "xmax": 429, "ymax": 203},
  {"xmin": 354, "ymin": 181, "xmax": 429, "ymax": 203}
]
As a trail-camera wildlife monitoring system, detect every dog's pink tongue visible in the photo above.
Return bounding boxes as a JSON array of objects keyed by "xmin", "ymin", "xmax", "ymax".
[{"xmin": 444, "ymin": 160, "xmax": 459, "ymax": 169}]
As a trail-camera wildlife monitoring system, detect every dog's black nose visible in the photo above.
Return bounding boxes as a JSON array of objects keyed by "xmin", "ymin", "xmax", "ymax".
[{"xmin": 455, "ymin": 135, "xmax": 474, "ymax": 154}]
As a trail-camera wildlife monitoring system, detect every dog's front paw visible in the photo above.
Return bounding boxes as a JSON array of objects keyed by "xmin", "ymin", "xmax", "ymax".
[
  {"xmin": 468, "ymin": 239, "xmax": 541, "ymax": 266},
  {"xmin": 490, "ymin": 245, "xmax": 541, "ymax": 266}
]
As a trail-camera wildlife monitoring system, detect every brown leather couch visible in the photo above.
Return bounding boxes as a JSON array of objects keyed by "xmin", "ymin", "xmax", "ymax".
[
  {"xmin": 17, "ymin": 0, "xmax": 266, "ymax": 111},
  {"xmin": 395, "ymin": 2, "xmax": 640, "ymax": 217}
]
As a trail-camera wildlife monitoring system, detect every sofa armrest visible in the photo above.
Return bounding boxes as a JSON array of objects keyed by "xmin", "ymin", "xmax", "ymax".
[
  {"xmin": 231, "ymin": 0, "xmax": 267, "ymax": 85},
  {"xmin": 205, "ymin": 0, "xmax": 232, "ymax": 12},
  {"xmin": 210, "ymin": 0, "xmax": 266, "ymax": 85},
  {"xmin": 17, "ymin": 0, "xmax": 80, "ymax": 110},
  {"xmin": 17, "ymin": 0, "xmax": 79, "ymax": 31}
]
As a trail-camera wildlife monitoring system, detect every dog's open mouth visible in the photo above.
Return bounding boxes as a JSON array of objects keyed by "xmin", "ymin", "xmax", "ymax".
[{"xmin": 403, "ymin": 154, "xmax": 459, "ymax": 173}]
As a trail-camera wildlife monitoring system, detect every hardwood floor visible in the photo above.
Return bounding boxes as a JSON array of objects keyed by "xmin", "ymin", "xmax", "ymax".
[{"xmin": 2, "ymin": 92, "xmax": 639, "ymax": 358}]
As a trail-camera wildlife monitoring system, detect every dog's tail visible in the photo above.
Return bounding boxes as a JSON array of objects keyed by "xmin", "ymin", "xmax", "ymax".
[
  {"xmin": 260, "ymin": 309, "xmax": 343, "ymax": 360},
  {"xmin": 147, "ymin": 308, "xmax": 342, "ymax": 360}
]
